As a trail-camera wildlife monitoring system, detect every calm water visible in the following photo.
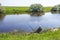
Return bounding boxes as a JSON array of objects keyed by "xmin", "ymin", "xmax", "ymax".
[{"xmin": 0, "ymin": 12, "xmax": 60, "ymax": 33}]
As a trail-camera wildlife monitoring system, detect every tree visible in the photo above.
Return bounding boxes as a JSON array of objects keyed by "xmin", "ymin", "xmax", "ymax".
[
  {"xmin": 0, "ymin": 3, "xmax": 4, "ymax": 14},
  {"xmin": 51, "ymin": 5, "xmax": 60, "ymax": 13},
  {"xmin": 29, "ymin": 4, "xmax": 44, "ymax": 12},
  {"xmin": 28, "ymin": 4, "xmax": 44, "ymax": 16}
]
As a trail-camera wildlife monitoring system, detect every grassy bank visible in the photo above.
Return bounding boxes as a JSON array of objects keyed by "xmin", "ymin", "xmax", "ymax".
[
  {"xmin": 44, "ymin": 7, "xmax": 52, "ymax": 12},
  {"xmin": 2, "ymin": 6, "xmax": 52, "ymax": 14},
  {"xmin": 3, "ymin": 6, "xmax": 29, "ymax": 14},
  {"xmin": 0, "ymin": 30, "xmax": 60, "ymax": 40}
]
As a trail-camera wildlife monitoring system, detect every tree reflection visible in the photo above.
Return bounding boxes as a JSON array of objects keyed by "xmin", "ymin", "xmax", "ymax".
[
  {"xmin": 0, "ymin": 14, "xmax": 5, "ymax": 21},
  {"xmin": 29, "ymin": 12, "xmax": 45, "ymax": 16}
]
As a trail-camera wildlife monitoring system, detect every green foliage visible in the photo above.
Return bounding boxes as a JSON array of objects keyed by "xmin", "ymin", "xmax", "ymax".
[
  {"xmin": 3, "ymin": 6, "xmax": 29, "ymax": 14},
  {"xmin": 0, "ymin": 4, "xmax": 4, "ymax": 14},
  {"xmin": 51, "ymin": 5, "xmax": 60, "ymax": 13},
  {"xmin": 53, "ymin": 5, "xmax": 60, "ymax": 10},
  {"xmin": 1, "ymin": 6, "xmax": 52, "ymax": 14},
  {"xmin": 44, "ymin": 7, "xmax": 52, "ymax": 12},
  {"xmin": 0, "ymin": 30, "xmax": 60, "ymax": 40},
  {"xmin": 29, "ymin": 4, "xmax": 44, "ymax": 12}
]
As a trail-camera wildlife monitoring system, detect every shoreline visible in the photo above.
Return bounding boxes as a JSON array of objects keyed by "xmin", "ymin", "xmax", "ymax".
[{"xmin": 1, "ymin": 6, "xmax": 52, "ymax": 14}]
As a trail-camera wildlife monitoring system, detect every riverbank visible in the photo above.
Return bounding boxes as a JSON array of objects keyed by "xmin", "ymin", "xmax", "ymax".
[
  {"xmin": 0, "ymin": 29, "xmax": 60, "ymax": 40},
  {"xmin": 2, "ymin": 6, "xmax": 52, "ymax": 14}
]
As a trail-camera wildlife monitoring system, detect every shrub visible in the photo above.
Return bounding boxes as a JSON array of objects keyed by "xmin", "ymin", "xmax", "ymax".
[{"xmin": 28, "ymin": 4, "xmax": 44, "ymax": 12}]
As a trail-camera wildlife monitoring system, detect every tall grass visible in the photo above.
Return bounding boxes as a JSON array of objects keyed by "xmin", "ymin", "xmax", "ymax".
[{"xmin": 0, "ymin": 30, "xmax": 60, "ymax": 40}]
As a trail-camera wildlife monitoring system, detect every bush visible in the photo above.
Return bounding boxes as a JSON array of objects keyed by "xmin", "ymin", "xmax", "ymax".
[
  {"xmin": 51, "ymin": 5, "xmax": 60, "ymax": 13},
  {"xmin": 28, "ymin": 4, "xmax": 44, "ymax": 12},
  {"xmin": 0, "ymin": 3, "xmax": 4, "ymax": 14}
]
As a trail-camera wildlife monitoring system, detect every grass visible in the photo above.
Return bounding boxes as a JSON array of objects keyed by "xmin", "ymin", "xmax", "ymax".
[
  {"xmin": 2, "ymin": 6, "xmax": 29, "ymax": 14},
  {"xmin": 0, "ymin": 30, "xmax": 60, "ymax": 40},
  {"xmin": 0, "ymin": 6, "xmax": 59, "ymax": 40},
  {"xmin": 44, "ymin": 7, "xmax": 52, "ymax": 12},
  {"xmin": 2, "ymin": 6, "xmax": 52, "ymax": 14}
]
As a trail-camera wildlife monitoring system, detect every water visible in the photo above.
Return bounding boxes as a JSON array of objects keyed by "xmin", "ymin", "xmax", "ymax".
[{"xmin": 0, "ymin": 12, "xmax": 60, "ymax": 33}]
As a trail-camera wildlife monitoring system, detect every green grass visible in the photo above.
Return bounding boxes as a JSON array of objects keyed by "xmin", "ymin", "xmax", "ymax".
[
  {"xmin": 44, "ymin": 7, "xmax": 52, "ymax": 12},
  {"xmin": 2, "ymin": 6, "xmax": 29, "ymax": 14},
  {"xmin": 2, "ymin": 6, "xmax": 52, "ymax": 14},
  {"xmin": 0, "ymin": 30, "xmax": 60, "ymax": 40}
]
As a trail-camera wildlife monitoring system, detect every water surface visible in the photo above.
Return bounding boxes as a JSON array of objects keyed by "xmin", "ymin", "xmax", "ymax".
[{"xmin": 0, "ymin": 12, "xmax": 60, "ymax": 33}]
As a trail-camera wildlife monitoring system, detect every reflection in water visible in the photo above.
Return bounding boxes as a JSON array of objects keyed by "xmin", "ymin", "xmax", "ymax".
[
  {"xmin": 29, "ymin": 12, "xmax": 44, "ymax": 16},
  {"xmin": 0, "ymin": 14, "xmax": 5, "ymax": 20},
  {"xmin": 0, "ymin": 14, "xmax": 5, "ymax": 25},
  {"xmin": 0, "ymin": 12, "xmax": 60, "ymax": 33}
]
